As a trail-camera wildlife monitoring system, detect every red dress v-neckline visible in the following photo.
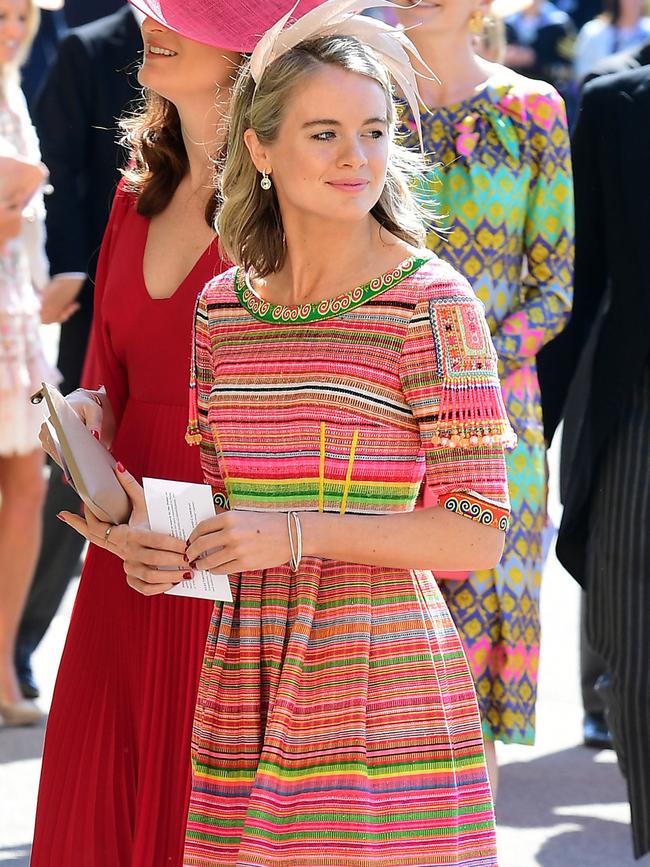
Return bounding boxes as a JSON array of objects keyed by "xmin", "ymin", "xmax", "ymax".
[{"xmin": 140, "ymin": 218, "xmax": 217, "ymax": 302}]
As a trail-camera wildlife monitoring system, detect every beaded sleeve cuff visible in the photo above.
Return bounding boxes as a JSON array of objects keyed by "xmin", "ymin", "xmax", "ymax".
[{"xmin": 438, "ymin": 490, "xmax": 510, "ymax": 532}]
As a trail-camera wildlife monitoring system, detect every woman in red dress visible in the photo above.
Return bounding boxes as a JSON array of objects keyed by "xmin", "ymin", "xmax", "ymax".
[{"xmin": 30, "ymin": 3, "xmax": 318, "ymax": 863}]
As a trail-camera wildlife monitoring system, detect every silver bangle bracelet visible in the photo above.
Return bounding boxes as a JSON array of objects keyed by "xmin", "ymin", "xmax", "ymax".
[{"xmin": 287, "ymin": 510, "xmax": 303, "ymax": 572}]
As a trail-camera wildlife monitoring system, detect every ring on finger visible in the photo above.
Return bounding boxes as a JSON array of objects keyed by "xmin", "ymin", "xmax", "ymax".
[{"xmin": 104, "ymin": 524, "xmax": 113, "ymax": 544}]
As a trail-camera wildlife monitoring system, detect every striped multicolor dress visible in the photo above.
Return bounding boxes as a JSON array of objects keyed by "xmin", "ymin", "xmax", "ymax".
[
  {"xmin": 183, "ymin": 255, "xmax": 515, "ymax": 867},
  {"xmin": 402, "ymin": 67, "xmax": 574, "ymax": 745}
]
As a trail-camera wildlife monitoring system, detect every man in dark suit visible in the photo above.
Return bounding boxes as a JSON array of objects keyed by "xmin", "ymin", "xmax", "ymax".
[
  {"xmin": 15, "ymin": 6, "xmax": 142, "ymax": 697},
  {"xmin": 575, "ymin": 35, "xmax": 650, "ymax": 750},
  {"xmin": 537, "ymin": 65, "xmax": 650, "ymax": 859},
  {"xmin": 21, "ymin": 9, "xmax": 68, "ymax": 108},
  {"xmin": 540, "ymin": 33, "xmax": 650, "ymax": 752}
]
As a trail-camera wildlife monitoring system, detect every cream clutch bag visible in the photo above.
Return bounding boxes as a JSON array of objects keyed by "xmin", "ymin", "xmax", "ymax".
[{"xmin": 31, "ymin": 382, "xmax": 131, "ymax": 525}]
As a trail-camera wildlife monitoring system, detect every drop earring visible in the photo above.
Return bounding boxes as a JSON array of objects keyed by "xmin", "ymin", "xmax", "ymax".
[
  {"xmin": 469, "ymin": 10, "xmax": 484, "ymax": 35},
  {"xmin": 260, "ymin": 170, "xmax": 272, "ymax": 191}
]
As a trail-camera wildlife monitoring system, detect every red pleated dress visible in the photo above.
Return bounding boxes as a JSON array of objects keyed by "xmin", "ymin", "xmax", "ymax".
[{"xmin": 31, "ymin": 183, "xmax": 228, "ymax": 866}]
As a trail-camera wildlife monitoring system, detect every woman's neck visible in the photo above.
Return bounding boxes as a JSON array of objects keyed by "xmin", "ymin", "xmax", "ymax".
[
  {"xmin": 176, "ymin": 92, "xmax": 230, "ymax": 192},
  {"xmin": 408, "ymin": 29, "xmax": 495, "ymax": 108},
  {"xmin": 264, "ymin": 217, "xmax": 408, "ymax": 306}
]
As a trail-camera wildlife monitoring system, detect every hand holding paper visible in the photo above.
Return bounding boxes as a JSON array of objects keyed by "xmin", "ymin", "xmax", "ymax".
[
  {"xmin": 185, "ymin": 509, "xmax": 292, "ymax": 575},
  {"xmin": 143, "ymin": 477, "xmax": 233, "ymax": 602}
]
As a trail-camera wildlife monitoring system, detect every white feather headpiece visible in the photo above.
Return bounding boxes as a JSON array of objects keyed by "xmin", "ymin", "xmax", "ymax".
[{"xmin": 249, "ymin": 0, "xmax": 436, "ymax": 148}]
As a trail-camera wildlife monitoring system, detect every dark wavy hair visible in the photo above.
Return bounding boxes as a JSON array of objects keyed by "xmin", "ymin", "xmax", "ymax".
[{"xmin": 119, "ymin": 90, "xmax": 220, "ymax": 227}]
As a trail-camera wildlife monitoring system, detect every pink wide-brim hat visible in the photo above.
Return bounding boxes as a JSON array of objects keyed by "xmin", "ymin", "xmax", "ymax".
[{"xmin": 129, "ymin": 0, "xmax": 328, "ymax": 52}]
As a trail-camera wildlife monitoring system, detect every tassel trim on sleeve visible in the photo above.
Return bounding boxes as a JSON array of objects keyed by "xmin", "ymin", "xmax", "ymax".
[
  {"xmin": 185, "ymin": 292, "xmax": 203, "ymax": 446},
  {"xmin": 427, "ymin": 296, "xmax": 517, "ymax": 450}
]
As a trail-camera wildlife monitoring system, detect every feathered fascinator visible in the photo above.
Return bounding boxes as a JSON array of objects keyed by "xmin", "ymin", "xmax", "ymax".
[{"xmin": 249, "ymin": 0, "xmax": 436, "ymax": 148}]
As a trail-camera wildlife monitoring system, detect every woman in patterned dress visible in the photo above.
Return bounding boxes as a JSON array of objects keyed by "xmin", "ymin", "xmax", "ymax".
[
  {"xmin": 394, "ymin": 0, "xmax": 574, "ymax": 790},
  {"xmin": 120, "ymin": 9, "xmax": 516, "ymax": 865},
  {"xmin": 0, "ymin": 0, "xmax": 55, "ymax": 727}
]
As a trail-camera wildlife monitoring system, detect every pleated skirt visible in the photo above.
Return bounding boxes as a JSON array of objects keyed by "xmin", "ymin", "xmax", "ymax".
[
  {"xmin": 31, "ymin": 398, "xmax": 214, "ymax": 867},
  {"xmin": 183, "ymin": 564, "xmax": 498, "ymax": 867}
]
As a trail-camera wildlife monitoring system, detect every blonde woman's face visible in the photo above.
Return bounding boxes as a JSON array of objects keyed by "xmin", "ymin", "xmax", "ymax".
[
  {"xmin": 138, "ymin": 16, "xmax": 240, "ymax": 104},
  {"xmin": 258, "ymin": 65, "xmax": 391, "ymax": 229},
  {"xmin": 0, "ymin": 0, "xmax": 30, "ymax": 67}
]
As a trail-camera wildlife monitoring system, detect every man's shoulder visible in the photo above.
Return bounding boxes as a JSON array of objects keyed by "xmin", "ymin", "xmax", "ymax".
[
  {"xmin": 61, "ymin": 7, "xmax": 137, "ymax": 52},
  {"xmin": 583, "ymin": 64, "xmax": 650, "ymax": 106},
  {"xmin": 585, "ymin": 38, "xmax": 650, "ymax": 81}
]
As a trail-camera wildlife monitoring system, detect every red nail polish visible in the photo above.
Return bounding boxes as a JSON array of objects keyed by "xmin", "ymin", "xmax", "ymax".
[
  {"xmin": 190, "ymin": 561, "xmax": 197, "ymax": 570},
  {"xmin": 183, "ymin": 554, "xmax": 189, "ymax": 563},
  {"xmin": 185, "ymin": 538, "xmax": 191, "ymax": 547},
  {"xmin": 116, "ymin": 462, "xmax": 126, "ymax": 473},
  {"xmin": 91, "ymin": 429, "xmax": 100, "ymax": 440},
  {"xmin": 56, "ymin": 512, "xmax": 65, "ymax": 521},
  {"xmin": 183, "ymin": 572, "xmax": 191, "ymax": 579}
]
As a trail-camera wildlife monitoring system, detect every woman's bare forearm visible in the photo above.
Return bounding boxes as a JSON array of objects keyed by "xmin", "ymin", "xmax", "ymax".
[{"xmin": 300, "ymin": 506, "xmax": 505, "ymax": 572}]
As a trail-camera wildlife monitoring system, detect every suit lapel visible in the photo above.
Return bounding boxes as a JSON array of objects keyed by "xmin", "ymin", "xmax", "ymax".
[{"xmin": 617, "ymin": 78, "xmax": 650, "ymax": 319}]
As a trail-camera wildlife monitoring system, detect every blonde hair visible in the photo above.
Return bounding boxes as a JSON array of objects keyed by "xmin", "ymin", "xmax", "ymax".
[
  {"xmin": 217, "ymin": 35, "xmax": 428, "ymax": 277},
  {"xmin": 2, "ymin": 0, "xmax": 40, "ymax": 86}
]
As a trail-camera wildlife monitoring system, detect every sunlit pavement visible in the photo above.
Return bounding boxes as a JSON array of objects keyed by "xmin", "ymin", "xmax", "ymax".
[{"xmin": 1, "ymin": 327, "xmax": 648, "ymax": 866}]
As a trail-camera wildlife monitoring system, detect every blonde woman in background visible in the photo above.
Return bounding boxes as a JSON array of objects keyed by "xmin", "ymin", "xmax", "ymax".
[
  {"xmin": 394, "ymin": 0, "xmax": 574, "ymax": 795},
  {"xmin": 0, "ymin": 0, "xmax": 58, "ymax": 727}
]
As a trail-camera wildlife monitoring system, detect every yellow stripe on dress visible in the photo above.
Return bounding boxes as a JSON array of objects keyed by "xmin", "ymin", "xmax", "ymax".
[
  {"xmin": 318, "ymin": 421, "xmax": 326, "ymax": 513},
  {"xmin": 340, "ymin": 430, "xmax": 359, "ymax": 516}
]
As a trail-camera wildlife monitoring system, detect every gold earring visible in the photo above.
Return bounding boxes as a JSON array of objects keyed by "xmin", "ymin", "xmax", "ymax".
[{"xmin": 469, "ymin": 10, "xmax": 485, "ymax": 35}]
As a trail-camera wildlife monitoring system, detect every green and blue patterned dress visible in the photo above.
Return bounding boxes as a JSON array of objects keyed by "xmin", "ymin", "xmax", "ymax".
[{"xmin": 403, "ymin": 66, "xmax": 574, "ymax": 744}]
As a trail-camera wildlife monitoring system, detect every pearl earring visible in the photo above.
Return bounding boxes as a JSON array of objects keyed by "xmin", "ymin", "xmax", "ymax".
[{"xmin": 260, "ymin": 170, "xmax": 272, "ymax": 191}]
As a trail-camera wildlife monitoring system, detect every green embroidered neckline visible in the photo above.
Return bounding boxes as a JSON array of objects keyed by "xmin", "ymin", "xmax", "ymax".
[{"xmin": 234, "ymin": 256, "xmax": 430, "ymax": 324}]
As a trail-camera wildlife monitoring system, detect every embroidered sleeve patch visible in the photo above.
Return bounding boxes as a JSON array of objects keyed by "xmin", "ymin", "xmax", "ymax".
[
  {"xmin": 424, "ymin": 295, "xmax": 517, "ymax": 449},
  {"xmin": 439, "ymin": 490, "xmax": 510, "ymax": 532},
  {"xmin": 428, "ymin": 296, "xmax": 499, "ymax": 380}
]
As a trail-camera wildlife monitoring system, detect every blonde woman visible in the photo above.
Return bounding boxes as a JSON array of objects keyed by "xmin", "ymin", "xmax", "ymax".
[
  {"xmin": 393, "ymin": 0, "xmax": 574, "ymax": 795},
  {"xmin": 0, "ymin": 0, "xmax": 56, "ymax": 727},
  {"xmin": 117, "ymin": 2, "xmax": 516, "ymax": 863}
]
